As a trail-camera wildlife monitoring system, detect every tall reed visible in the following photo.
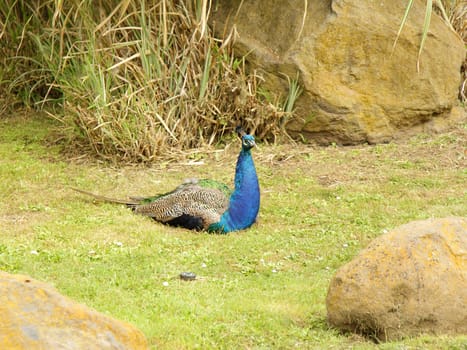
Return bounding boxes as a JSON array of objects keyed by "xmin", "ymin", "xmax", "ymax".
[{"xmin": 1, "ymin": 0, "xmax": 289, "ymax": 162}]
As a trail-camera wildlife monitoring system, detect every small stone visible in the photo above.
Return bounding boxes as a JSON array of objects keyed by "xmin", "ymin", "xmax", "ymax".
[{"xmin": 179, "ymin": 272, "xmax": 196, "ymax": 281}]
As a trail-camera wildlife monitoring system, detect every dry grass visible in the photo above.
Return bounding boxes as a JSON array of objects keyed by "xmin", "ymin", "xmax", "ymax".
[
  {"xmin": 1, "ymin": 0, "xmax": 295, "ymax": 162},
  {"xmin": 1, "ymin": 0, "xmax": 465, "ymax": 162}
]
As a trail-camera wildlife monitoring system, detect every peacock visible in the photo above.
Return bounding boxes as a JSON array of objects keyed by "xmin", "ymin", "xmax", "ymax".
[{"xmin": 73, "ymin": 128, "xmax": 260, "ymax": 233}]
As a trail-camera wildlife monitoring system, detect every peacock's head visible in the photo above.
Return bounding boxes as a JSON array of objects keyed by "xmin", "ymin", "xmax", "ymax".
[
  {"xmin": 241, "ymin": 134, "xmax": 256, "ymax": 150},
  {"xmin": 236, "ymin": 127, "xmax": 256, "ymax": 150}
]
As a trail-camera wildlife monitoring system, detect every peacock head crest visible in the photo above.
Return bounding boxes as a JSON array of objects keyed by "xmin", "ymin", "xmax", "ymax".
[{"xmin": 236, "ymin": 126, "xmax": 256, "ymax": 150}]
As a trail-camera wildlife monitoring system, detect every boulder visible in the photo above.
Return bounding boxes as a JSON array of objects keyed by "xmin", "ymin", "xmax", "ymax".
[
  {"xmin": 326, "ymin": 217, "xmax": 467, "ymax": 341},
  {"xmin": 0, "ymin": 271, "xmax": 148, "ymax": 349},
  {"xmin": 211, "ymin": 0, "xmax": 466, "ymax": 144}
]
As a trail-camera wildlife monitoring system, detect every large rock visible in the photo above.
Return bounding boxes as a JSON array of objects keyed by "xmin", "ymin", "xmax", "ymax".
[
  {"xmin": 0, "ymin": 271, "xmax": 148, "ymax": 349},
  {"xmin": 326, "ymin": 217, "xmax": 467, "ymax": 341},
  {"xmin": 211, "ymin": 0, "xmax": 466, "ymax": 144}
]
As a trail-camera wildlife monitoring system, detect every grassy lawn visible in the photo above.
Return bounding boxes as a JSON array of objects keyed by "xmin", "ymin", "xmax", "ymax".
[{"xmin": 0, "ymin": 112, "xmax": 466, "ymax": 349}]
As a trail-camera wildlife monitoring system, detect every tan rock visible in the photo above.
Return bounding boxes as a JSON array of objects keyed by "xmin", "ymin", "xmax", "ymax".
[
  {"xmin": 211, "ymin": 0, "xmax": 466, "ymax": 144},
  {"xmin": 326, "ymin": 217, "xmax": 467, "ymax": 341},
  {"xmin": 0, "ymin": 271, "xmax": 148, "ymax": 349}
]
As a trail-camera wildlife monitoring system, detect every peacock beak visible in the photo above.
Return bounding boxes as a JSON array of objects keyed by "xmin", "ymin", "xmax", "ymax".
[{"xmin": 244, "ymin": 138, "xmax": 256, "ymax": 148}]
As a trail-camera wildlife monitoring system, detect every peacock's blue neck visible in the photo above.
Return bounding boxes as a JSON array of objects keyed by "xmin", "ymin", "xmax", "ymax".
[{"xmin": 208, "ymin": 148, "xmax": 260, "ymax": 233}]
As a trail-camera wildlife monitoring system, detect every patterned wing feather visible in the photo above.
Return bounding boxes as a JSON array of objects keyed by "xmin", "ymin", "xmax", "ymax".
[
  {"xmin": 131, "ymin": 178, "xmax": 231, "ymax": 203},
  {"xmin": 132, "ymin": 180, "xmax": 230, "ymax": 230}
]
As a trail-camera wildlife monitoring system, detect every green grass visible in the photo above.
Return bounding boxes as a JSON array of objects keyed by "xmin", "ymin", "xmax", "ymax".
[{"xmin": 1, "ymin": 113, "xmax": 466, "ymax": 349}]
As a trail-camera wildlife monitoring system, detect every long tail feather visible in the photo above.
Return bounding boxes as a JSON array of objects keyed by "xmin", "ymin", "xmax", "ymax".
[{"xmin": 71, "ymin": 187, "xmax": 139, "ymax": 205}]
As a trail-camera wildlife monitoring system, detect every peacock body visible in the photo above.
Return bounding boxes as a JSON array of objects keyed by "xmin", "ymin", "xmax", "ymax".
[{"xmin": 74, "ymin": 130, "xmax": 260, "ymax": 233}]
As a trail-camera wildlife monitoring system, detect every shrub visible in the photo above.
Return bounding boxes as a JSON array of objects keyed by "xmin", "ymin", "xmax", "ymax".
[{"xmin": 1, "ymin": 0, "xmax": 293, "ymax": 162}]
